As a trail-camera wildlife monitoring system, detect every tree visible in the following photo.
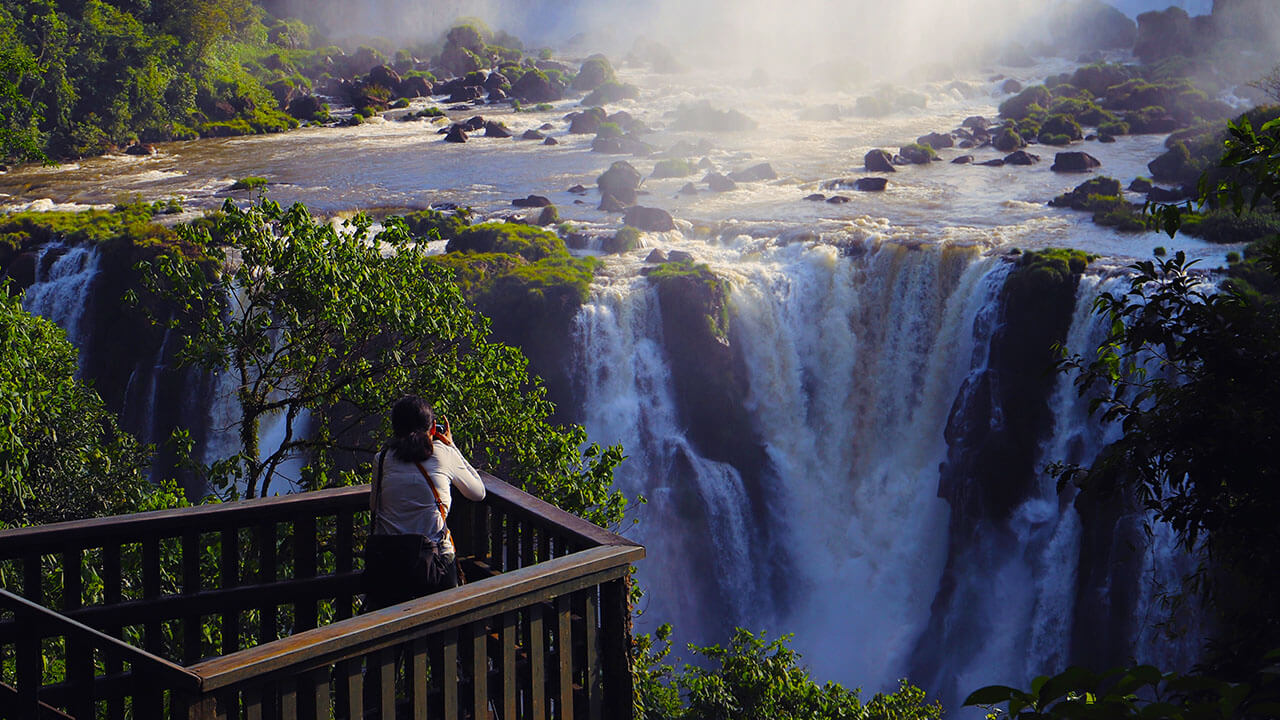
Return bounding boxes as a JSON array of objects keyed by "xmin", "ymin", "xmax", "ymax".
[
  {"xmin": 1057, "ymin": 115, "xmax": 1280, "ymax": 672},
  {"xmin": 137, "ymin": 199, "xmax": 625, "ymax": 527},
  {"xmin": 0, "ymin": 281, "xmax": 150, "ymax": 527}
]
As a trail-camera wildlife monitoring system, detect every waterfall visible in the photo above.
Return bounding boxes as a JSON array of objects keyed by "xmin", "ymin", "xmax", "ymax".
[
  {"xmin": 573, "ymin": 238, "xmax": 1199, "ymax": 708},
  {"xmin": 21, "ymin": 243, "xmax": 101, "ymax": 354}
]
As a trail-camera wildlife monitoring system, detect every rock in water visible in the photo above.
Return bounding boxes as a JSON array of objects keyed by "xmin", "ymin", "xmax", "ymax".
[
  {"xmin": 804, "ymin": 193, "xmax": 826, "ymax": 201},
  {"xmin": 864, "ymin": 149, "xmax": 896, "ymax": 173},
  {"xmin": 645, "ymin": 249, "xmax": 669, "ymax": 263},
  {"xmin": 521, "ymin": 129, "xmax": 546, "ymax": 140},
  {"xmin": 512, "ymin": 195, "xmax": 552, "ymax": 208},
  {"xmin": 952, "ymin": 155, "xmax": 975, "ymax": 165},
  {"xmin": 917, "ymin": 132, "xmax": 954, "ymax": 150},
  {"xmin": 484, "ymin": 121, "xmax": 513, "ymax": 138},
  {"xmin": 827, "ymin": 195, "xmax": 851, "ymax": 204},
  {"xmin": 729, "ymin": 163, "xmax": 778, "ymax": 182},
  {"xmin": 1004, "ymin": 150, "xmax": 1041, "ymax": 166},
  {"xmin": 598, "ymin": 161, "xmax": 642, "ymax": 206},
  {"xmin": 445, "ymin": 125, "xmax": 468, "ymax": 143},
  {"xmin": 1051, "ymin": 151, "xmax": 1101, "ymax": 172},
  {"xmin": 623, "ymin": 206, "xmax": 676, "ymax": 232},
  {"xmin": 705, "ymin": 172, "xmax": 737, "ymax": 192},
  {"xmin": 854, "ymin": 177, "xmax": 888, "ymax": 191},
  {"xmin": 543, "ymin": 137, "xmax": 559, "ymax": 145}
]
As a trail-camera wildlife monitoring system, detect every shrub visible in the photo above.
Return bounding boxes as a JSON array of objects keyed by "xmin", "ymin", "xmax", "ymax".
[
  {"xmin": 604, "ymin": 226, "xmax": 642, "ymax": 253},
  {"xmin": 1180, "ymin": 210, "xmax": 1280, "ymax": 244},
  {"xmin": 231, "ymin": 176, "xmax": 267, "ymax": 191},
  {"xmin": 651, "ymin": 158, "xmax": 695, "ymax": 178},
  {"xmin": 1227, "ymin": 251, "xmax": 1242, "ymax": 263},
  {"xmin": 448, "ymin": 222, "xmax": 565, "ymax": 261},
  {"xmin": 402, "ymin": 207, "xmax": 473, "ymax": 241}
]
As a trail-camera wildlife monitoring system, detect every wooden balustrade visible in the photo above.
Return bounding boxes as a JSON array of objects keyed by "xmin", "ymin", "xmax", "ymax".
[{"xmin": 0, "ymin": 472, "xmax": 643, "ymax": 720}]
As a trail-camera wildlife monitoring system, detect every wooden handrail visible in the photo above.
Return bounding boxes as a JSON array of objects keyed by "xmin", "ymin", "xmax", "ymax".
[
  {"xmin": 188, "ymin": 543, "xmax": 643, "ymax": 691},
  {"xmin": 0, "ymin": 589, "xmax": 202, "ymax": 691},
  {"xmin": 477, "ymin": 471, "xmax": 638, "ymax": 548}
]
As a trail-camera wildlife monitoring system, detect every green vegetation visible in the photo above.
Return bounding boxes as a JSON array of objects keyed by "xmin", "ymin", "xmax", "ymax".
[
  {"xmin": 135, "ymin": 200, "xmax": 625, "ymax": 525},
  {"xmin": 1007, "ymin": 248, "xmax": 1094, "ymax": 291},
  {"xmin": 403, "ymin": 207, "xmax": 473, "ymax": 240},
  {"xmin": 1039, "ymin": 114, "xmax": 1083, "ymax": 143},
  {"xmin": 634, "ymin": 626, "xmax": 943, "ymax": 720},
  {"xmin": 1050, "ymin": 177, "xmax": 1122, "ymax": 210},
  {"xmin": 646, "ymin": 261, "xmax": 729, "ymax": 340},
  {"xmin": 572, "ymin": 54, "xmax": 616, "ymax": 92},
  {"xmin": 999, "ymin": 86, "xmax": 1052, "ymax": 121},
  {"xmin": 230, "ymin": 175, "xmax": 267, "ymax": 191},
  {"xmin": 447, "ymin": 221, "xmax": 564, "ymax": 261},
  {"xmin": 605, "ymin": 226, "xmax": 643, "ymax": 254},
  {"xmin": 651, "ymin": 158, "xmax": 695, "ymax": 178},
  {"xmin": 0, "ymin": 284, "xmax": 150, "ymax": 527}
]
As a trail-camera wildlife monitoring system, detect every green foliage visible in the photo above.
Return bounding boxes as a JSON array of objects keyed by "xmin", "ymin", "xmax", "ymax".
[
  {"xmin": 646, "ymin": 261, "xmax": 729, "ymax": 340},
  {"xmin": 633, "ymin": 626, "xmax": 943, "ymax": 720},
  {"xmin": 595, "ymin": 122, "xmax": 623, "ymax": 139},
  {"xmin": 448, "ymin": 222, "xmax": 564, "ymax": 261},
  {"xmin": 1040, "ymin": 114, "xmax": 1083, "ymax": 142},
  {"xmin": 652, "ymin": 158, "xmax": 695, "ymax": 178},
  {"xmin": 605, "ymin": 226, "xmax": 643, "ymax": 253},
  {"xmin": 1008, "ymin": 249, "xmax": 1094, "ymax": 293},
  {"xmin": 0, "ymin": 202, "xmax": 179, "ymax": 248},
  {"xmin": 230, "ymin": 176, "xmax": 267, "ymax": 191},
  {"xmin": 403, "ymin": 207, "xmax": 472, "ymax": 240},
  {"xmin": 134, "ymin": 200, "xmax": 626, "ymax": 527},
  {"xmin": 0, "ymin": 283, "xmax": 151, "ymax": 527},
  {"xmin": 1098, "ymin": 120, "xmax": 1130, "ymax": 137},
  {"xmin": 1179, "ymin": 210, "xmax": 1280, "ymax": 245},
  {"xmin": 965, "ymin": 655, "xmax": 1280, "ymax": 719}
]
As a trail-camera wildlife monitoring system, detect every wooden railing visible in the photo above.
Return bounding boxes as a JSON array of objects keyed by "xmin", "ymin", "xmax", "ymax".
[{"xmin": 0, "ymin": 472, "xmax": 643, "ymax": 719}]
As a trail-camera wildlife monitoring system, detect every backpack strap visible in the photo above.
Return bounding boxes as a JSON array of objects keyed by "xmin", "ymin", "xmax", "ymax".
[
  {"xmin": 413, "ymin": 460, "xmax": 454, "ymax": 549},
  {"xmin": 369, "ymin": 448, "xmax": 388, "ymax": 535}
]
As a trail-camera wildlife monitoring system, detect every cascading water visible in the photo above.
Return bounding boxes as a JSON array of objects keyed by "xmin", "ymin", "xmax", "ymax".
[
  {"xmin": 21, "ymin": 243, "xmax": 101, "ymax": 353},
  {"xmin": 573, "ymin": 235, "xmax": 1199, "ymax": 709}
]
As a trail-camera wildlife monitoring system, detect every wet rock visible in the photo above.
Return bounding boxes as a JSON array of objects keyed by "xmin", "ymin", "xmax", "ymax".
[
  {"xmin": 368, "ymin": 65, "xmax": 402, "ymax": 90},
  {"xmin": 917, "ymin": 132, "xmax": 954, "ymax": 150},
  {"xmin": 599, "ymin": 194, "xmax": 627, "ymax": 212},
  {"xmin": 705, "ymin": 172, "xmax": 737, "ymax": 192},
  {"xmin": 697, "ymin": 157, "xmax": 715, "ymax": 170},
  {"xmin": 679, "ymin": 183, "xmax": 699, "ymax": 196},
  {"xmin": 286, "ymin": 95, "xmax": 326, "ymax": 120},
  {"xmin": 899, "ymin": 145, "xmax": 936, "ymax": 164},
  {"xmin": 728, "ymin": 163, "xmax": 778, "ymax": 182},
  {"xmin": 994, "ymin": 128, "xmax": 1026, "ymax": 152},
  {"xmin": 624, "ymin": 205, "xmax": 676, "ymax": 232},
  {"xmin": 444, "ymin": 125, "xmax": 468, "ymax": 142},
  {"xmin": 645, "ymin": 249, "xmax": 669, "ymax": 263},
  {"xmin": 6, "ymin": 251, "xmax": 37, "ymax": 289},
  {"xmin": 1050, "ymin": 151, "xmax": 1100, "ymax": 172},
  {"xmin": 864, "ymin": 149, "xmax": 897, "ymax": 173},
  {"xmin": 1004, "ymin": 150, "xmax": 1041, "ymax": 166},
  {"xmin": 521, "ymin": 129, "xmax": 546, "ymax": 140},
  {"xmin": 854, "ymin": 177, "xmax": 887, "ymax": 191},
  {"xmin": 1001, "ymin": 78, "xmax": 1024, "ymax": 94},
  {"xmin": 962, "ymin": 116, "xmax": 990, "ymax": 131},
  {"xmin": 1098, "ymin": 134, "xmax": 1117, "ymax": 143},
  {"xmin": 667, "ymin": 250, "xmax": 695, "ymax": 263},
  {"xmin": 448, "ymin": 86, "xmax": 484, "ymax": 103},
  {"xmin": 952, "ymin": 155, "xmax": 975, "ymax": 164},
  {"xmin": 540, "ymin": 123, "xmax": 555, "ymax": 131},
  {"xmin": 568, "ymin": 185, "xmax": 589, "ymax": 195},
  {"xmin": 827, "ymin": 195, "xmax": 851, "ymax": 204},
  {"xmin": 399, "ymin": 75, "xmax": 433, "ymax": 98},
  {"xmin": 487, "ymin": 87, "xmax": 508, "ymax": 102},
  {"xmin": 958, "ymin": 140, "xmax": 976, "ymax": 149},
  {"xmin": 978, "ymin": 158, "xmax": 1007, "ymax": 167},
  {"xmin": 1147, "ymin": 186, "xmax": 1189, "ymax": 202},
  {"xmin": 512, "ymin": 195, "xmax": 553, "ymax": 208},
  {"xmin": 1129, "ymin": 177, "xmax": 1154, "ymax": 193},
  {"xmin": 484, "ymin": 121, "xmax": 513, "ymax": 138},
  {"xmin": 568, "ymin": 107, "xmax": 607, "ymax": 134},
  {"xmin": 511, "ymin": 71, "xmax": 563, "ymax": 103},
  {"xmin": 484, "ymin": 72, "xmax": 509, "ymax": 91},
  {"xmin": 536, "ymin": 205, "xmax": 560, "ymax": 225},
  {"xmin": 598, "ymin": 160, "xmax": 642, "ymax": 206},
  {"xmin": 1050, "ymin": 176, "xmax": 1122, "ymax": 209},
  {"xmin": 804, "ymin": 193, "xmax": 826, "ymax": 201},
  {"xmin": 125, "ymin": 144, "xmax": 156, "ymax": 156},
  {"xmin": 543, "ymin": 136, "xmax": 560, "ymax": 146}
]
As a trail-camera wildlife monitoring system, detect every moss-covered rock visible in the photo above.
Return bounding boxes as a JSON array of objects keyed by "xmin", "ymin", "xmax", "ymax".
[
  {"xmin": 1050, "ymin": 176, "xmax": 1123, "ymax": 210},
  {"xmin": 1040, "ymin": 114, "xmax": 1083, "ymax": 142},
  {"xmin": 581, "ymin": 81, "xmax": 638, "ymax": 106},
  {"xmin": 403, "ymin": 208, "xmax": 472, "ymax": 240},
  {"xmin": 603, "ymin": 225, "xmax": 642, "ymax": 253},
  {"xmin": 651, "ymin": 158, "xmax": 695, "ymax": 178},
  {"xmin": 446, "ymin": 222, "xmax": 563, "ymax": 261},
  {"xmin": 1180, "ymin": 210, "xmax": 1280, "ymax": 245},
  {"xmin": 898, "ymin": 143, "xmax": 937, "ymax": 164},
  {"xmin": 998, "ymin": 85, "xmax": 1052, "ymax": 121},
  {"xmin": 572, "ymin": 54, "xmax": 616, "ymax": 92}
]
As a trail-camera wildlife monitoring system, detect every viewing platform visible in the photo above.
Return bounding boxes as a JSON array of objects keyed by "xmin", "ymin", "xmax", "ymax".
[{"xmin": 0, "ymin": 473, "xmax": 644, "ymax": 719}]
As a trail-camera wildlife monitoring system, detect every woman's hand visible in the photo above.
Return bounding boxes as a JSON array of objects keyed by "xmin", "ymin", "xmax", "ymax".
[{"xmin": 436, "ymin": 415, "xmax": 453, "ymax": 446}]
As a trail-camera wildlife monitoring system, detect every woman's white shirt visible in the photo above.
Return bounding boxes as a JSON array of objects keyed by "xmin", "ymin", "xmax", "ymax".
[{"xmin": 373, "ymin": 440, "xmax": 486, "ymax": 554}]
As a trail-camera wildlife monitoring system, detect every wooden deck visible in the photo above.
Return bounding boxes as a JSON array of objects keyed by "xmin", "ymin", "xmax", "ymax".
[{"xmin": 0, "ymin": 472, "xmax": 643, "ymax": 719}]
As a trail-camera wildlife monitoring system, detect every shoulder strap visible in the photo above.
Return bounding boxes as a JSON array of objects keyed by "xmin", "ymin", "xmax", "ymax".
[
  {"xmin": 369, "ymin": 448, "xmax": 388, "ymax": 534},
  {"xmin": 413, "ymin": 460, "xmax": 454, "ymax": 548}
]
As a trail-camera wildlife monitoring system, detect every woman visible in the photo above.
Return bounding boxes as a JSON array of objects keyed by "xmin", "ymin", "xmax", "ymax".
[{"xmin": 365, "ymin": 395, "xmax": 486, "ymax": 610}]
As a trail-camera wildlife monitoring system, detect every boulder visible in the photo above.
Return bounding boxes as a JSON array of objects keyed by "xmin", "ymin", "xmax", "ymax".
[
  {"xmin": 978, "ymin": 158, "xmax": 1007, "ymax": 167},
  {"xmin": 804, "ymin": 193, "xmax": 826, "ymax": 201},
  {"xmin": 671, "ymin": 100, "xmax": 757, "ymax": 132},
  {"xmin": 484, "ymin": 121, "xmax": 513, "ymax": 138},
  {"xmin": 286, "ymin": 95, "xmax": 325, "ymax": 120},
  {"xmin": 521, "ymin": 129, "xmax": 546, "ymax": 140},
  {"xmin": 1129, "ymin": 177, "xmax": 1154, "ymax": 193},
  {"xmin": 1050, "ymin": 151, "xmax": 1101, "ymax": 172},
  {"xmin": 598, "ymin": 160, "xmax": 642, "ymax": 205},
  {"xmin": 1047, "ymin": 0, "xmax": 1138, "ymax": 54},
  {"xmin": 962, "ymin": 116, "xmax": 990, "ymax": 131},
  {"xmin": 568, "ymin": 108, "xmax": 607, "ymax": 134},
  {"xmin": 511, "ymin": 71, "xmax": 563, "ymax": 103},
  {"xmin": 854, "ymin": 177, "xmax": 888, "ymax": 191},
  {"xmin": 544, "ymin": 137, "xmax": 559, "ymax": 145},
  {"xmin": 645, "ymin": 249, "xmax": 669, "ymax": 263},
  {"xmin": 899, "ymin": 144, "xmax": 935, "ymax": 164},
  {"xmin": 1001, "ymin": 79, "xmax": 1024, "ymax": 94},
  {"xmin": 484, "ymin": 72, "xmax": 509, "ymax": 91},
  {"xmin": 993, "ymin": 128, "xmax": 1026, "ymax": 152},
  {"xmin": 827, "ymin": 195, "xmax": 851, "ymax": 204},
  {"xmin": 1134, "ymin": 7, "xmax": 1192, "ymax": 64},
  {"xmin": 125, "ymin": 144, "xmax": 156, "ymax": 156},
  {"xmin": 951, "ymin": 155, "xmax": 975, "ymax": 164},
  {"xmin": 573, "ymin": 55, "xmax": 616, "ymax": 92},
  {"xmin": 667, "ymin": 250, "xmax": 695, "ymax": 263},
  {"xmin": 512, "ymin": 195, "xmax": 552, "ymax": 207},
  {"xmin": 1098, "ymin": 134, "xmax": 1117, "ymax": 143},
  {"xmin": 1050, "ymin": 176, "xmax": 1122, "ymax": 209},
  {"xmin": 705, "ymin": 172, "xmax": 737, "ymax": 192},
  {"xmin": 487, "ymin": 87, "xmax": 508, "ymax": 102},
  {"xmin": 728, "ymin": 163, "xmax": 777, "ymax": 182},
  {"xmin": 623, "ymin": 206, "xmax": 676, "ymax": 232},
  {"xmin": 599, "ymin": 194, "xmax": 627, "ymax": 212},
  {"xmin": 864, "ymin": 149, "xmax": 897, "ymax": 172},
  {"xmin": 536, "ymin": 206, "xmax": 560, "ymax": 226},
  {"xmin": 1147, "ymin": 186, "xmax": 1189, "ymax": 202},
  {"xmin": 917, "ymin": 132, "xmax": 954, "ymax": 150},
  {"xmin": 1004, "ymin": 150, "xmax": 1041, "ymax": 165},
  {"xmin": 448, "ymin": 86, "xmax": 484, "ymax": 103},
  {"xmin": 5, "ymin": 251, "xmax": 38, "ymax": 289},
  {"xmin": 679, "ymin": 183, "xmax": 699, "ymax": 196},
  {"xmin": 568, "ymin": 185, "xmax": 588, "ymax": 195},
  {"xmin": 368, "ymin": 65, "xmax": 402, "ymax": 90},
  {"xmin": 444, "ymin": 125, "xmax": 468, "ymax": 143},
  {"xmin": 463, "ymin": 115, "xmax": 486, "ymax": 131},
  {"xmin": 399, "ymin": 75, "xmax": 433, "ymax": 98}
]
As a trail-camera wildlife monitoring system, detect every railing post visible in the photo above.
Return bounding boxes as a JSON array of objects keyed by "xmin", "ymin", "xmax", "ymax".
[
  {"xmin": 600, "ymin": 576, "xmax": 635, "ymax": 720},
  {"xmin": 172, "ymin": 690, "xmax": 230, "ymax": 720}
]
